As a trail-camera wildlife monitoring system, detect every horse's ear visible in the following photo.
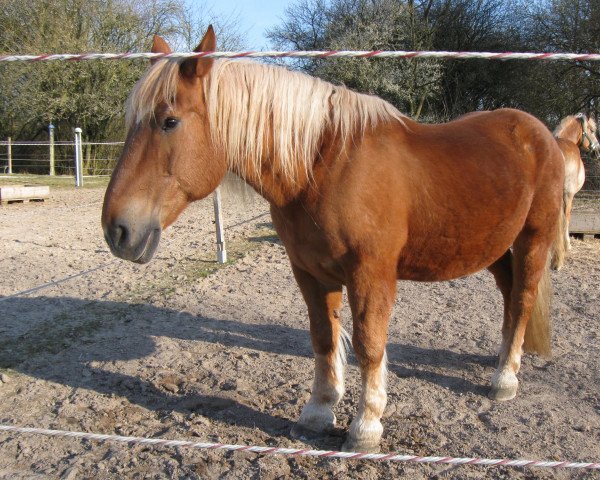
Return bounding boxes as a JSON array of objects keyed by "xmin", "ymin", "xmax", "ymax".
[
  {"xmin": 181, "ymin": 25, "xmax": 216, "ymax": 79},
  {"xmin": 151, "ymin": 35, "xmax": 171, "ymax": 65}
]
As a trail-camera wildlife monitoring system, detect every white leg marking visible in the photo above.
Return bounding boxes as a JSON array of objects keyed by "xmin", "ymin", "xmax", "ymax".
[
  {"xmin": 491, "ymin": 348, "xmax": 521, "ymax": 400},
  {"xmin": 297, "ymin": 328, "xmax": 350, "ymax": 432},
  {"xmin": 348, "ymin": 350, "xmax": 387, "ymax": 446}
]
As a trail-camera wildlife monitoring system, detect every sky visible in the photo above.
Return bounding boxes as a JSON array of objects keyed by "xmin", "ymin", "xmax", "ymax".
[{"xmin": 187, "ymin": 0, "xmax": 291, "ymax": 50}]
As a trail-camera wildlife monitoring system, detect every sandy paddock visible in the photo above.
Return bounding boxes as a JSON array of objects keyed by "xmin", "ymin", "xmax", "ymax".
[{"xmin": 0, "ymin": 185, "xmax": 598, "ymax": 479}]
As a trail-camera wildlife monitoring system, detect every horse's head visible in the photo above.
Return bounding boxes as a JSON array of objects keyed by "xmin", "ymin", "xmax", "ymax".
[
  {"xmin": 102, "ymin": 27, "xmax": 226, "ymax": 263},
  {"xmin": 578, "ymin": 112, "xmax": 600, "ymax": 158}
]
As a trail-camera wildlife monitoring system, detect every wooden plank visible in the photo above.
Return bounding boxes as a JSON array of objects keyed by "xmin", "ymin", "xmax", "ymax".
[
  {"xmin": 0, "ymin": 185, "xmax": 49, "ymax": 204},
  {"xmin": 569, "ymin": 212, "xmax": 600, "ymax": 235},
  {"xmin": 0, "ymin": 198, "xmax": 47, "ymax": 205}
]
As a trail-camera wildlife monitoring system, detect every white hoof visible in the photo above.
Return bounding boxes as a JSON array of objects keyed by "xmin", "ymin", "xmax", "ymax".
[{"xmin": 489, "ymin": 370, "xmax": 519, "ymax": 401}]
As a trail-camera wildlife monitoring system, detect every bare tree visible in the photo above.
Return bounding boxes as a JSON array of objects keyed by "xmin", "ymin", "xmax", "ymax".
[{"xmin": 268, "ymin": 0, "xmax": 598, "ymax": 124}]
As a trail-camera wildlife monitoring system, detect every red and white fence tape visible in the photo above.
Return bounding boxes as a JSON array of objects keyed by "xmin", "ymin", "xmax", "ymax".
[
  {"xmin": 0, "ymin": 425, "xmax": 598, "ymax": 470},
  {"xmin": 1, "ymin": 50, "xmax": 600, "ymax": 63}
]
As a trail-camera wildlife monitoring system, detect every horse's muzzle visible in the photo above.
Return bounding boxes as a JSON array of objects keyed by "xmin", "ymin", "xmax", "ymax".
[{"xmin": 104, "ymin": 218, "xmax": 161, "ymax": 264}]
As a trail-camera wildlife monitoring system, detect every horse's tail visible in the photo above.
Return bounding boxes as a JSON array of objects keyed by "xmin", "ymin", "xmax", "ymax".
[
  {"xmin": 522, "ymin": 203, "xmax": 564, "ymax": 356},
  {"xmin": 524, "ymin": 198, "xmax": 563, "ymax": 355},
  {"xmin": 550, "ymin": 195, "xmax": 567, "ymax": 271},
  {"xmin": 523, "ymin": 255, "xmax": 552, "ymax": 357}
]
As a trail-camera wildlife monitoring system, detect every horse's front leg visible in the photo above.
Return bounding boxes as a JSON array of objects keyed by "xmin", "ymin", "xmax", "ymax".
[
  {"xmin": 290, "ymin": 264, "xmax": 347, "ymax": 439},
  {"xmin": 343, "ymin": 264, "xmax": 396, "ymax": 452}
]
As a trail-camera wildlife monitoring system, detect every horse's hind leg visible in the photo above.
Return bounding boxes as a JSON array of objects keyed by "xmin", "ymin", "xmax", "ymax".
[
  {"xmin": 290, "ymin": 265, "xmax": 347, "ymax": 439},
  {"xmin": 488, "ymin": 250, "xmax": 513, "ymax": 350},
  {"xmin": 489, "ymin": 231, "xmax": 552, "ymax": 401},
  {"xmin": 343, "ymin": 263, "xmax": 396, "ymax": 452}
]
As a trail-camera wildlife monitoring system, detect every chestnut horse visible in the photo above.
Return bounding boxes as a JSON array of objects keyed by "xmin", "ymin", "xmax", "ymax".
[
  {"xmin": 102, "ymin": 27, "xmax": 566, "ymax": 452},
  {"xmin": 553, "ymin": 113, "xmax": 599, "ymax": 263}
]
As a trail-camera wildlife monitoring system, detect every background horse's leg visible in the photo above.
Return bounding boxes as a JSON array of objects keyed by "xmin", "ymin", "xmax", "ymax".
[
  {"xmin": 490, "ymin": 231, "xmax": 552, "ymax": 401},
  {"xmin": 343, "ymin": 264, "xmax": 396, "ymax": 452},
  {"xmin": 564, "ymin": 191, "xmax": 575, "ymax": 251},
  {"xmin": 289, "ymin": 265, "xmax": 347, "ymax": 439}
]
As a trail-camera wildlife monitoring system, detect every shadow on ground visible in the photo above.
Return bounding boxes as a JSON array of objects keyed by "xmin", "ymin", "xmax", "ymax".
[{"xmin": 0, "ymin": 296, "xmax": 496, "ymax": 439}]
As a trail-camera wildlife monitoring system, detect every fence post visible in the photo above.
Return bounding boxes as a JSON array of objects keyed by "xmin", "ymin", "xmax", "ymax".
[
  {"xmin": 7, "ymin": 137, "xmax": 12, "ymax": 174},
  {"xmin": 213, "ymin": 188, "xmax": 227, "ymax": 264},
  {"xmin": 48, "ymin": 123, "xmax": 55, "ymax": 176},
  {"xmin": 74, "ymin": 128, "xmax": 83, "ymax": 187}
]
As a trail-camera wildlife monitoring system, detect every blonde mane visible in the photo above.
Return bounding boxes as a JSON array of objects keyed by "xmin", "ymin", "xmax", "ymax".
[{"xmin": 127, "ymin": 59, "xmax": 405, "ymax": 182}]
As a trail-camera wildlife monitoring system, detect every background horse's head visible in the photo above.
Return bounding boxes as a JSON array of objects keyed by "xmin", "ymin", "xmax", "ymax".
[
  {"xmin": 577, "ymin": 112, "xmax": 600, "ymax": 158},
  {"xmin": 102, "ymin": 27, "xmax": 225, "ymax": 263}
]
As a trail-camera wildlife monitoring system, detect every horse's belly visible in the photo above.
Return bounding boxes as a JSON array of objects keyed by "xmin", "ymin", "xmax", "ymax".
[
  {"xmin": 397, "ymin": 252, "xmax": 504, "ymax": 282},
  {"xmin": 396, "ymin": 217, "xmax": 522, "ymax": 282}
]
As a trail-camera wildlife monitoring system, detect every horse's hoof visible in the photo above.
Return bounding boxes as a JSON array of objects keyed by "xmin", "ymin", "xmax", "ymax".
[
  {"xmin": 488, "ymin": 385, "xmax": 518, "ymax": 401},
  {"xmin": 489, "ymin": 370, "xmax": 518, "ymax": 401},
  {"xmin": 342, "ymin": 436, "xmax": 381, "ymax": 453}
]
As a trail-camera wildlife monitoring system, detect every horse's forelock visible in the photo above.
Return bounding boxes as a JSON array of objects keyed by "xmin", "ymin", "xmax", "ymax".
[{"xmin": 126, "ymin": 59, "xmax": 181, "ymax": 128}]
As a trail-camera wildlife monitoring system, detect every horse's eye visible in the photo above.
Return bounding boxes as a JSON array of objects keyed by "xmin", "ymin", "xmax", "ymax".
[{"xmin": 162, "ymin": 117, "xmax": 179, "ymax": 131}]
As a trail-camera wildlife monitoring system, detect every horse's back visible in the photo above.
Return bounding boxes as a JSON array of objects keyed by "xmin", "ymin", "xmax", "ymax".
[{"xmin": 380, "ymin": 109, "xmax": 562, "ymax": 280}]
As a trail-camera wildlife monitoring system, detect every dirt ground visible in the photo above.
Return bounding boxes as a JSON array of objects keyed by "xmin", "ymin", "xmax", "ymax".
[{"xmin": 0, "ymin": 182, "xmax": 599, "ymax": 479}]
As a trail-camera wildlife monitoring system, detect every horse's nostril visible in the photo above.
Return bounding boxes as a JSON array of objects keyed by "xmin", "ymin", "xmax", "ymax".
[{"xmin": 108, "ymin": 222, "xmax": 129, "ymax": 250}]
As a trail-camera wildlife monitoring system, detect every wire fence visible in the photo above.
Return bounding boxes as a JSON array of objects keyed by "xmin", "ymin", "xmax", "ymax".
[
  {"xmin": 0, "ymin": 137, "xmax": 123, "ymax": 176},
  {"xmin": 2, "ymin": 137, "xmax": 599, "ymax": 191},
  {"xmin": 0, "ymin": 46, "xmax": 598, "ymax": 474}
]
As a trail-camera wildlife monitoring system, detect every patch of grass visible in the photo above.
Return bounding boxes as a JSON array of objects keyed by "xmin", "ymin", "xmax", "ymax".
[
  {"xmin": 247, "ymin": 224, "xmax": 281, "ymax": 245},
  {"xmin": 574, "ymin": 192, "xmax": 600, "ymax": 211},
  {"xmin": 118, "ymin": 227, "xmax": 280, "ymax": 303},
  {"xmin": 0, "ymin": 174, "xmax": 109, "ymax": 190}
]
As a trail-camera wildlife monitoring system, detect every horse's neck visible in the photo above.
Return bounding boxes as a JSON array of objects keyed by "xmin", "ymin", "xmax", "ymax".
[
  {"xmin": 232, "ymin": 127, "xmax": 343, "ymax": 208},
  {"xmin": 237, "ymin": 168, "xmax": 311, "ymax": 207},
  {"xmin": 555, "ymin": 118, "xmax": 582, "ymax": 144},
  {"xmin": 230, "ymin": 152, "xmax": 313, "ymax": 207}
]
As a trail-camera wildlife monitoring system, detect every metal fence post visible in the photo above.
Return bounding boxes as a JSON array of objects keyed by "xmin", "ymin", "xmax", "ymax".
[
  {"xmin": 48, "ymin": 123, "xmax": 55, "ymax": 176},
  {"xmin": 7, "ymin": 137, "xmax": 12, "ymax": 174},
  {"xmin": 74, "ymin": 128, "xmax": 83, "ymax": 187},
  {"xmin": 213, "ymin": 188, "xmax": 227, "ymax": 263}
]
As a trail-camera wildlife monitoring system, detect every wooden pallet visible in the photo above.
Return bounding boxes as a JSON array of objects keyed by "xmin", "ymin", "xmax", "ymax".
[
  {"xmin": 569, "ymin": 211, "xmax": 600, "ymax": 239},
  {"xmin": 0, "ymin": 185, "xmax": 50, "ymax": 205}
]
